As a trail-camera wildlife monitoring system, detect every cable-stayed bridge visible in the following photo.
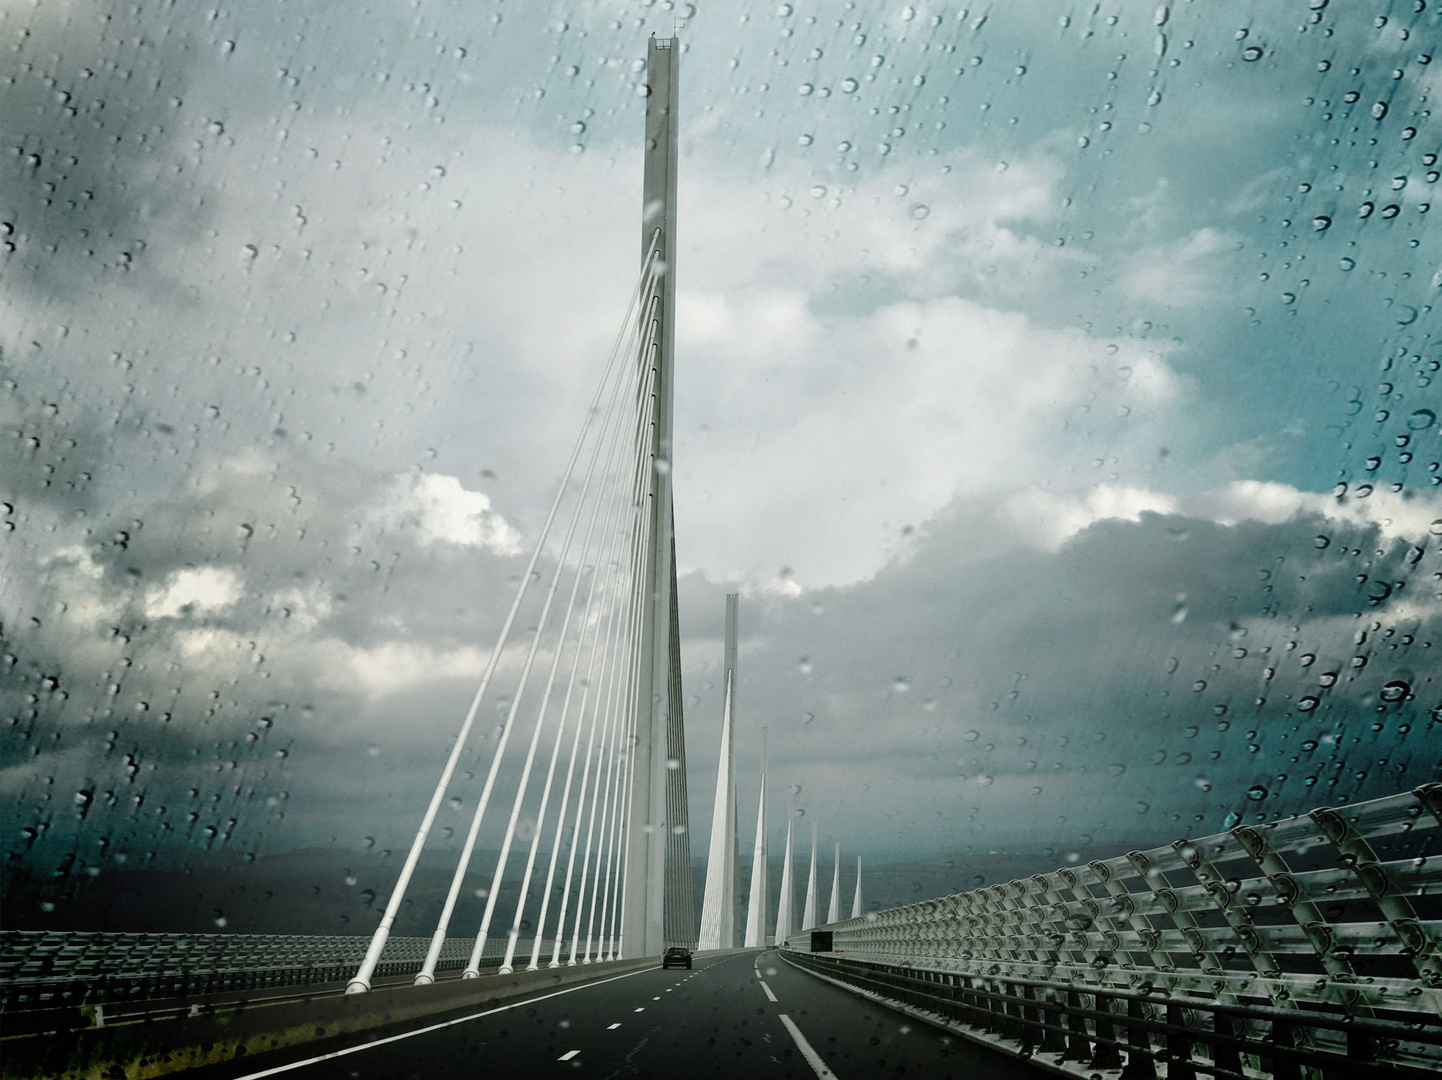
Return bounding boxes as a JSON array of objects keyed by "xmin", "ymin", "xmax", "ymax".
[{"xmin": 4, "ymin": 36, "xmax": 1441, "ymax": 1080}]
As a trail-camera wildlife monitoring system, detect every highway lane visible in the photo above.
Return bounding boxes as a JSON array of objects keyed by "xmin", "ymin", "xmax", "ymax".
[{"xmin": 197, "ymin": 948, "xmax": 1037, "ymax": 1079}]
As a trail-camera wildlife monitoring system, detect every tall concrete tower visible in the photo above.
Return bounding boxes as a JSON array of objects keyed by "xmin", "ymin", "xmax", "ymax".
[
  {"xmin": 698, "ymin": 594, "xmax": 740, "ymax": 949},
  {"xmin": 801, "ymin": 821, "xmax": 819, "ymax": 930},
  {"xmin": 622, "ymin": 35, "xmax": 693, "ymax": 956},
  {"xmin": 774, "ymin": 793, "xmax": 795, "ymax": 945},
  {"xmin": 826, "ymin": 842, "xmax": 841, "ymax": 925},
  {"xmin": 743, "ymin": 729, "xmax": 769, "ymax": 947},
  {"xmin": 851, "ymin": 856, "xmax": 863, "ymax": 919}
]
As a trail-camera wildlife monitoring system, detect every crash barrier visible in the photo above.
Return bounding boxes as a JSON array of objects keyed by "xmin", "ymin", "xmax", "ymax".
[
  {"xmin": 0, "ymin": 932, "xmax": 556, "ymax": 1011},
  {"xmin": 782, "ymin": 784, "xmax": 1442, "ymax": 1077},
  {"xmin": 1, "ymin": 955, "xmax": 655, "ymax": 1080}
]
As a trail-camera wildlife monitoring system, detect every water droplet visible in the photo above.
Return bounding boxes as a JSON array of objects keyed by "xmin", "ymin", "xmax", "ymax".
[
  {"xmin": 1339, "ymin": 257, "xmax": 1355, "ymax": 271},
  {"xmin": 1372, "ymin": 101, "xmax": 1389, "ymax": 120},
  {"xmin": 911, "ymin": 204, "xmax": 930, "ymax": 220},
  {"xmin": 1408, "ymin": 409, "xmax": 1435, "ymax": 430},
  {"xmin": 798, "ymin": 83, "xmax": 814, "ymax": 96},
  {"xmin": 1315, "ymin": 535, "xmax": 1331, "ymax": 549},
  {"xmin": 1380, "ymin": 680, "xmax": 1410, "ymax": 703},
  {"xmin": 1297, "ymin": 696, "xmax": 1320, "ymax": 712},
  {"xmin": 1246, "ymin": 785, "xmax": 1269, "ymax": 801},
  {"xmin": 1312, "ymin": 215, "xmax": 1331, "ymax": 231},
  {"xmin": 1242, "ymin": 46, "xmax": 1264, "ymax": 62},
  {"xmin": 840, "ymin": 78, "xmax": 859, "ymax": 94}
]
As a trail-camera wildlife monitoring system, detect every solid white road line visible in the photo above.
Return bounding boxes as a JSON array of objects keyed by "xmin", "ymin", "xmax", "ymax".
[
  {"xmin": 558, "ymin": 1050, "xmax": 580, "ymax": 1061},
  {"xmin": 759, "ymin": 980, "xmax": 778, "ymax": 1003},
  {"xmin": 228, "ymin": 968, "xmax": 651, "ymax": 1079},
  {"xmin": 779, "ymin": 1013, "xmax": 838, "ymax": 1080}
]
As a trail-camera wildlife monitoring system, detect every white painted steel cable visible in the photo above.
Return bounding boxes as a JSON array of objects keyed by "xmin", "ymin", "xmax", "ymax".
[
  {"xmin": 346, "ymin": 240, "xmax": 660, "ymax": 992},
  {"xmin": 401, "ymin": 235, "xmax": 661, "ymax": 987},
  {"xmin": 543, "ymin": 504, "xmax": 637, "ymax": 970},
  {"xmin": 496, "ymin": 339, "xmax": 648, "ymax": 975},
  {"xmin": 553, "ymin": 318, "xmax": 660, "ymax": 963},
  {"xmin": 611, "ymin": 336, "xmax": 667, "ymax": 960},
  {"xmin": 599, "ymin": 540, "xmax": 649, "ymax": 963},
  {"xmin": 562, "ymin": 336, "xmax": 661, "ymax": 965},
  {"xmin": 529, "ymin": 353, "xmax": 659, "ymax": 971},
  {"xmin": 561, "ymin": 573, "xmax": 629, "ymax": 966},
  {"xmin": 520, "ymin": 478, "xmax": 630, "ymax": 972},
  {"xmin": 606, "ymin": 649, "xmax": 644, "ymax": 960},
  {"xmin": 459, "ymin": 275, "xmax": 656, "ymax": 979},
  {"xmin": 590, "ymin": 355, "xmax": 656, "ymax": 964},
  {"xmin": 489, "ymin": 288, "xmax": 656, "ymax": 971},
  {"xmin": 591, "ymin": 657, "xmax": 631, "ymax": 961},
  {"xmin": 603, "ymin": 519, "xmax": 651, "ymax": 961},
  {"xmin": 580, "ymin": 601, "xmax": 630, "ymax": 962},
  {"xmin": 581, "ymin": 418, "xmax": 653, "ymax": 963}
]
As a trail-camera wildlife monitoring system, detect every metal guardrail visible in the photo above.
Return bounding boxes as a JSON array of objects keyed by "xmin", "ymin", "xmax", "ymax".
[
  {"xmin": 783, "ymin": 784, "xmax": 1442, "ymax": 1077},
  {"xmin": 0, "ymin": 933, "xmax": 555, "ymax": 1011}
]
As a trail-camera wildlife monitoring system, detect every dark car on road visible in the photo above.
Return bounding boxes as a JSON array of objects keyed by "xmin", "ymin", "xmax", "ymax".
[{"xmin": 661, "ymin": 946, "xmax": 692, "ymax": 969}]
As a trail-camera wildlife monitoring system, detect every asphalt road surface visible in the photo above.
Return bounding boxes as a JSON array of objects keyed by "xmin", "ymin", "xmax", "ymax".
[{"xmin": 207, "ymin": 949, "xmax": 1039, "ymax": 1080}]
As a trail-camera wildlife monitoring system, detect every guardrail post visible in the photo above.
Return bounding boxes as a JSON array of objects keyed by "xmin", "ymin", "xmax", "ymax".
[
  {"xmin": 1211, "ymin": 1010, "xmax": 1244, "ymax": 1077},
  {"xmin": 1002, "ymin": 981, "xmax": 1026, "ymax": 1043},
  {"xmin": 1165, "ymin": 1003, "xmax": 1197, "ymax": 1080},
  {"xmin": 1017, "ymin": 984, "xmax": 1040, "ymax": 1052},
  {"xmin": 1119, "ymin": 997, "xmax": 1157, "ymax": 1080},
  {"xmin": 1090, "ymin": 992, "xmax": 1124, "ymax": 1070},
  {"xmin": 1266, "ymin": 1021, "xmax": 1302, "ymax": 1080},
  {"xmin": 983, "ymin": 979, "xmax": 1007, "ymax": 1037},
  {"xmin": 1064, "ymin": 988, "xmax": 1091, "ymax": 1062},
  {"xmin": 1346, "ymin": 1026, "xmax": 1376, "ymax": 1072},
  {"xmin": 959, "ymin": 975, "xmax": 984, "ymax": 1028},
  {"xmin": 1040, "ymin": 988, "xmax": 1067, "ymax": 1054}
]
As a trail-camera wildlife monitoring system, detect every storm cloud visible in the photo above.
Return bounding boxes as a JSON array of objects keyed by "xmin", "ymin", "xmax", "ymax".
[{"xmin": 3, "ymin": 0, "xmax": 1440, "ymax": 926}]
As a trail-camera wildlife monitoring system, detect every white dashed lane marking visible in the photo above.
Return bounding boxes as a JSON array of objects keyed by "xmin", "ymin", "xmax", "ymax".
[
  {"xmin": 634, "ymin": 1006, "xmax": 645, "ymax": 1012},
  {"xmin": 607, "ymin": 1023, "xmax": 621, "ymax": 1030},
  {"xmin": 225, "ymin": 967, "xmax": 651, "ymax": 1079},
  {"xmin": 558, "ymin": 1050, "xmax": 580, "ymax": 1061},
  {"xmin": 779, "ymin": 1014, "xmax": 838, "ymax": 1079},
  {"xmin": 760, "ymin": 980, "xmax": 778, "ymax": 1003}
]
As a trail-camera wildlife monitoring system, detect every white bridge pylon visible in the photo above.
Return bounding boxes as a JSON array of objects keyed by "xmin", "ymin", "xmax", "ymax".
[{"xmin": 346, "ymin": 37, "xmax": 693, "ymax": 994}]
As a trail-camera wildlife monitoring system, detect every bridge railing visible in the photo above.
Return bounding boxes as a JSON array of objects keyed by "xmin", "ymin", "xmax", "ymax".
[
  {"xmin": 0, "ymin": 933, "xmax": 556, "ymax": 1012},
  {"xmin": 782, "ymin": 784, "xmax": 1442, "ymax": 1077}
]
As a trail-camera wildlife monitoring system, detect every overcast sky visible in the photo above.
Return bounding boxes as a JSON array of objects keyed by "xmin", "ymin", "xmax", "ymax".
[{"xmin": 3, "ymin": 0, "xmax": 1440, "ymax": 918}]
